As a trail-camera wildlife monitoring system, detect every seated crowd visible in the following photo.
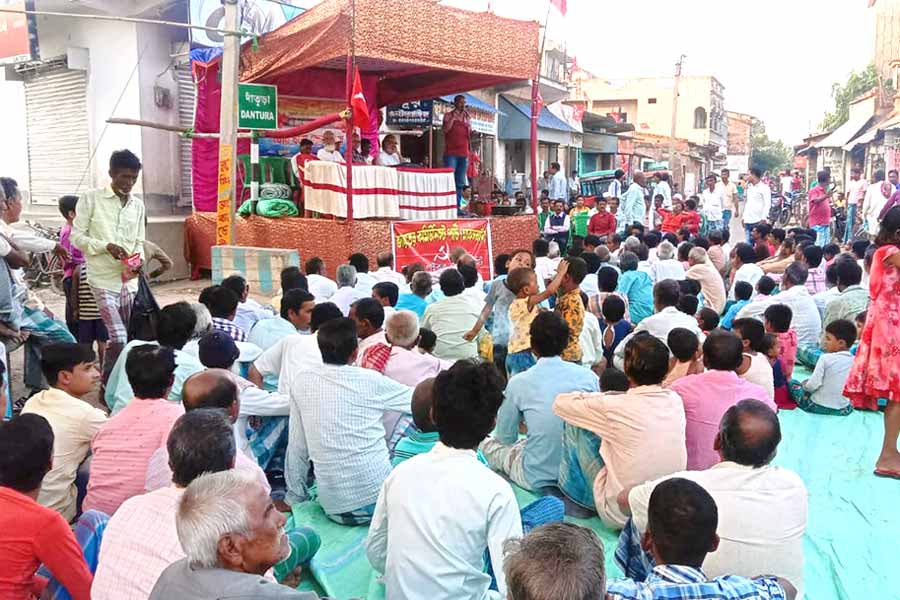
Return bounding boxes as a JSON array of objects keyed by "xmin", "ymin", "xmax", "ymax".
[{"xmin": 7, "ymin": 207, "xmax": 897, "ymax": 600}]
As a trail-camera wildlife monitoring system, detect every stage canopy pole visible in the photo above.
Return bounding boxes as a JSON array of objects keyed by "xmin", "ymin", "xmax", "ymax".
[
  {"xmin": 216, "ymin": 0, "xmax": 240, "ymax": 244},
  {"xmin": 344, "ymin": 0, "xmax": 356, "ymax": 221}
]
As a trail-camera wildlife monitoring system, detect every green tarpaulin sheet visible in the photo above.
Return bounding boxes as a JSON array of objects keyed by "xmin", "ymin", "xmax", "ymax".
[{"xmin": 292, "ymin": 402, "xmax": 896, "ymax": 599}]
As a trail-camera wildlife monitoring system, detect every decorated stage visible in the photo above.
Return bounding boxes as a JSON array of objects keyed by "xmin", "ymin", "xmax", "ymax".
[{"xmin": 184, "ymin": 213, "xmax": 539, "ymax": 279}]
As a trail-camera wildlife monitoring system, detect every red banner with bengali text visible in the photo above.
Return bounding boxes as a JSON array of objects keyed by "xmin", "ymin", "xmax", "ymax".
[{"xmin": 392, "ymin": 219, "xmax": 493, "ymax": 281}]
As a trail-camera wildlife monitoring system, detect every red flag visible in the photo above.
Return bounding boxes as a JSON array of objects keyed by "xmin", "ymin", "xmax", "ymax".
[
  {"xmin": 350, "ymin": 67, "xmax": 369, "ymax": 128},
  {"xmin": 550, "ymin": 0, "xmax": 567, "ymax": 15}
]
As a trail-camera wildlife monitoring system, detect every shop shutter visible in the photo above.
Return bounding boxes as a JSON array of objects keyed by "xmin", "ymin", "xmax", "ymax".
[
  {"xmin": 23, "ymin": 66, "xmax": 90, "ymax": 205},
  {"xmin": 175, "ymin": 60, "xmax": 196, "ymax": 206}
]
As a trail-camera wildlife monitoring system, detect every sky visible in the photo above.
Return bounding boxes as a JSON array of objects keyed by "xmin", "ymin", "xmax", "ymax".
[{"xmin": 439, "ymin": 0, "xmax": 876, "ymax": 145}]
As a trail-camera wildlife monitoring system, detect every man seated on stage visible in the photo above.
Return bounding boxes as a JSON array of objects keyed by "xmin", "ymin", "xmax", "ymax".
[
  {"xmin": 316, "ymin": 130, "xmax": 345, "ymax": 163},
  {"xmin": 377, "ymin": 134, "xmax": 403, "ymax": 167},
  {"xmin": 290, "ymin": 138, "xmax": 316, "ymax": 180},
  {"xmin": 616, "ymin": 400, "xmax": 805, "ymax": 596}
]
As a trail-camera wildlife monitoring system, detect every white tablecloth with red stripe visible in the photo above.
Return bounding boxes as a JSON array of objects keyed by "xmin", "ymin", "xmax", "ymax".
[{"xmin": 302, "ymin": 161, "xmax": 457, "ymax": 220}]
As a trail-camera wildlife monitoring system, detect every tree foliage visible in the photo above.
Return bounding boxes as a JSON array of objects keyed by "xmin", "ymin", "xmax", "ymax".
[
  {"xmin": 749, "ymin": 118, "xmax": 792, "ymax": 174},
  {"xmin": 818, "ymin": 63, "xmax": 884, "ymax": 132}
]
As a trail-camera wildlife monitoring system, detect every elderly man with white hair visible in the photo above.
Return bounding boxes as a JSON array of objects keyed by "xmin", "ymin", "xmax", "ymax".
[
  {"xmin": 649, "ymin": 241, "xmax": 685, "ymax": 283},
  {"xmin": 359, "ymin": 309, "xmax": 451, "ymax": 386},
  {"xmin": 329, "ymin": 264, "xmax": 367, "ymax": 316},
  {"xmin": 149, "ymin": 470, "xmax": 322, "ymax": 599},
  {"xmin": 685, "ymin": 246, "xmax": 727, "ymax": 314}
]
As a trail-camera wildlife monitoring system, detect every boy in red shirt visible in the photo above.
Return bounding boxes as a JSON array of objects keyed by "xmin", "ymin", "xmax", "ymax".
[
  {"xmin": 587, "ymin": 196, "xmax": 617, "ymax": 239},
  {"xmin": 658, "ymin": 197, "xmax": 685, "ymax": 233},
  {"xmin": 681, "ymin": 197, "xmax": 702, "ymax": 235},
  {"xmin": 0, "ymin": 412, "xmax": 100, "ymax": 600}
]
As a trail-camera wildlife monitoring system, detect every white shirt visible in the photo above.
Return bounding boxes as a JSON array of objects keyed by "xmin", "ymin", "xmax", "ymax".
[
  {"xmin": 655, "ymin": 180, "xmax": 672, "ymax": 208},
  {"xmin": 581, "ymin": 272, "xmax": 599, "ymax": 298},
  {"xmin": 316, "ymin": 148, "xmax": 345, "ymax": 163},
  {"xmin": 549, "ymin": 170, "xmax": 568, "ymax": 200},
  {"xmin": 863, "ymin": 181, "xmax": 891, "ymax": 235},
  {"xmin": 330, "ymin": 285, "xmax": 367, "ymax": 316},
  {"xmin": 812, "ymin": 286, "xmax": 841, "ymax": 320},
  {"xmin": 370, "ymin": 266, "xmax": 407, "ymax": 288},
  {"xmin": 461, "ymin": 285, "xmax": 487, "ymax": 309},
  {"xmin": 580, "ymin": 312, "xmax": 603, "ymax": 367},
  {"xmin": 779, "ymin": 176, "xmax": 793, "ymax": 193},
  {"xmin": 802, "ymin": 350, "xmax": 854, "ymax": 410},
  {"xmin": 232, "ymin": 374, "xmax": 290, "ymax": 457},
  {"xmin": 613, "ymin": 306, "xmax": 704, "ymax": 370},
  {"xmin": 743, "ymin": 182, "xmax": 771, "ymax": 224},
  {"xmin": 286, "ymin": 363, "xmax": 411, "ymax": 512},
  {"xmin": 254, "ymin": 332, "xmax": 322, "ymax": 394},
  {"xmin": 736, "ymin": 284, "xmax": 823, "ymax": 346},
  {"xmin": 846, "ymin": 178, "xmax": 868, "ymax": 206},
  {"xmin": 377, "ymin": 151, "xmax": 402, "ymax": 167},
  {"xmin": 740, "ymin": 352, "xmax": 774, "ymax": 399},
  {"xmin": 357, "ymin": 330, "xmax": 388, "ymax": 366},
  {"xmin": 649, "ymin": 259, "xmax": 686, "ymax": 284},
  {"xmin": 381, "ymin": 346, "xmax": 452, "ymax": 387},
  {"xmin": 366, "ymin": 443, "xmax": 522, "ymax": 600},
  {"xmin": 701, "ymin": 187, "xmax": 724, "ymax": 221},
  {"xmin": 730, "ymin": 263, "xmax": 764, "ymax": 299},
  {"xmin": 306, "ymin": 273, "xmax": 338, "ymax": 302},
  {"xmin": 628, "ymin": 462, "xmax": 807, "ymax": 595},
  {"xmin": 534, "ymin": 256, "xmax": 557, "ymax": 283},
  {"xmin": 355, "ymin": 271, "xmax": 378, "ymax": 294}
]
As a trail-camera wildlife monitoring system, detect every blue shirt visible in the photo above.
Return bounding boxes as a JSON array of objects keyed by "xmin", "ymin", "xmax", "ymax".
[
  {"xmin": 396, "ymin": 293, "xmax": 428, "ymax": 318},
  {"xmin": 607, "ymin": 565, "xmax": 786, "ymax": 600},
  {"xmin": 248, "ymin": 316, "xmax": 299, "ymax": 351},
  {"xmin": 720, "ymin": 299, "xmax": 749, "ymax": 330},
  {"xmin": 495, "ymin": 356, "xmax": 599, "ymax": 489},
  {"xmin": 617, "ymin": 270, "xmax": 654, "ymax": 325}
]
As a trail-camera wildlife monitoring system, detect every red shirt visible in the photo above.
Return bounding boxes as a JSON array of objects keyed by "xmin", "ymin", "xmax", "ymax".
[
  {"xmin": 658, "ymin": 209, "xmax": 681, "ymax": 233},
  {"xmin": 807, "ymin": 184, "xmax": 832, "ymax": 226},
  {"xmin": 681, "ymin": 211, "xmax": 701, "ymax": 235},
  {"xmin": 0, "ymin": 487, "xmax": 93, "ymax": 600},
  {"xmin": 588, "ymin": 211, "xmax": 617, "ymax": 238},
  {"xmin": 443, "ymin": 110, "xmax": 471, "ymax": 157}
]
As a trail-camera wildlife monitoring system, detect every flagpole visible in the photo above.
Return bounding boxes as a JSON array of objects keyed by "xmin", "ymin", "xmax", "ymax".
[
  {"xmin": 530, "ymin": 1, "xmax": 552, "ymax": 215},
  {"xmin": 344, "ymin": 0, "xmax": 356, "ymax": 221}
]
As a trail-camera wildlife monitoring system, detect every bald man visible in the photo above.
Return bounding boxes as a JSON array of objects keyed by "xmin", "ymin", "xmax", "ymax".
[
  {"xmin": 144, "ymin": 368, "xmax": 272, "ymax": 495},
  {"xmin": 371, "ymin": 251, "xmax": 406, "ymax": 288},
  {"xmin": 616, "ymin": 399, "xmax": 807, "ymax": 594}
]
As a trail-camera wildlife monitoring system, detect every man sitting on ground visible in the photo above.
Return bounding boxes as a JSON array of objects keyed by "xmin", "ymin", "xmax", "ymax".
[
  {"xmin": 287, "ymin": 318, "xmax": 412, "ymax": 524},
  {"xmin": 83, "ymin": 344, "xmax": 184, "ymax": 516},
  {"xmin": 480, "ymin": 312, "xmax": 599, "ymax": 492},
  {"xmin": 422, "ymin": 269, "xmax": 481, "ymax": 360},
  {"xmin": 737, "ymin": 262, "xmax": 822, "ymax": 346},
  {"xmin": 372, "ymin": 281, "xmax": 400, "ymax": 321},
  {"xmin": 330, "ymin": 264, "xmax": 367, "ymax": 316},
  {"xmin": 104, "ymin": 301, "xmax": 204, "ymax": 414},
  {"xmin": 221, "ymin": 274, "xmax": 274, "ymax": 335},
  {"xmin": 370, "ymin": 251, "xmax": 406, "ymax": 287},
  {"xmin": 823, "ymin": 259, "xmax": 868, "ymax": 329},
  {"xmin": 0, "ymin": 414, "xmax": 100, "ymax": 600},
  {"xmin": 144, "ymin": 366, "xmax": 273, "ymax": 494},
  {"xmin": 350, "ymin": 297, "xmax": 387, "ymax": 363},
  {"xmin": 91, "ymin": 409, "xmax": 238, "ymax": 599},
  {"xmin": 554, "ymin": 333, "xmax": 687, "ymax": 528},
  {"xmin": 359, "ymin": 309, "xmax": 451, "ymax": 386},
  {"xmin": 366, "ymin": 361, "xmax": 523, "ymax": 600},
  {"xmin": 149, "ymin": 470, "xmax": 322, "ymax": 600},
  {"xmin": 686, "ymin": 247, "xmax": 727, "ymax": 314},
  {"xmin": 202, "ymin": 285, "xmax": 247, "ymax": 342},
  {"xmin": 271, "ymin": 266, "xmax": 308, "ymax": 314},
  {"xmin": 668, "ymin": 331, "xmax": 773, "ymax": 470},
  {"xmin": 304, "ymin": 257, "xmax": 337, "ymax": 302},
  {"xmin": 616, "ymin": 400, "xmax": 806, "ymax": 594},
  {"xmin": 21, "ymin": 343, "xmax": 106, "ymax": 522},
  {"xmin": 613, "ymin": 279, "xmax": 702, "ymax": 370},
  {"xmin": 248, "ymin": 289, "xmax": 316, "ymax": 352},
  {"xmin": 395, "ymin": 271, "xmax": 432, "ymax": 318},
  {"xmin": 608, "ymin": 479, "xmax": 797, "ymax": 599}
]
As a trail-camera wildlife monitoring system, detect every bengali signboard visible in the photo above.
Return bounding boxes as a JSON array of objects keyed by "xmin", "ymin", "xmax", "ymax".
[
  {"xmin": 238, "ymin": 83, "xmax": 279, "ymax": 130},
  {"xmin": 385, "ymin": 99, "xmax": 434, "ymax": 129},
  {"xmin": 392, "ymin": 219, "xmax": 493, "ymax": 281},
  {"xmin": 0, "ymin": 0, "xmax": 38, "ymax": 66}
]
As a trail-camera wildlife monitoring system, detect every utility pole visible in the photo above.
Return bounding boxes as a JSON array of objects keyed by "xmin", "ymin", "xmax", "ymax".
[
  {"xmin": 668, "ymin": 54, "xmax": 685, "ymax": 179},
  {"xmin": 216, "ymin": 0, "xmax": 240, "ymax": 245}
]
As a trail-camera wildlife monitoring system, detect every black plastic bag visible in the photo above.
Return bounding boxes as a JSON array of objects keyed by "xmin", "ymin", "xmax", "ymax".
[{"xmin": 127, "ymin": 274, "xmax": 160, "ymax": 342}]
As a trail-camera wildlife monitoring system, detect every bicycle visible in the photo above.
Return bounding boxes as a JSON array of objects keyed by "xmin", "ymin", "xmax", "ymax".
[{"xmin": 23, "ymin": 221, "xmax": 65, "ymax": 296}]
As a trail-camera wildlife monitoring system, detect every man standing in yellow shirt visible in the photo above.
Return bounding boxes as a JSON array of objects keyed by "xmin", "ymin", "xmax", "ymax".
[
  {"xmin": 717, "ymin": 168, "xmax": 740, "ymax": 233},
  {"xmin": 71, "ymin": 150, "xmax": 145, "ymax": 382}
]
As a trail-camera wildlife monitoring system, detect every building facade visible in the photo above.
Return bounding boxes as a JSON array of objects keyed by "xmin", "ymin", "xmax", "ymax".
[{"xmin": 725, "ymin": 110, "xmax": 754, "ymax": 175}]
